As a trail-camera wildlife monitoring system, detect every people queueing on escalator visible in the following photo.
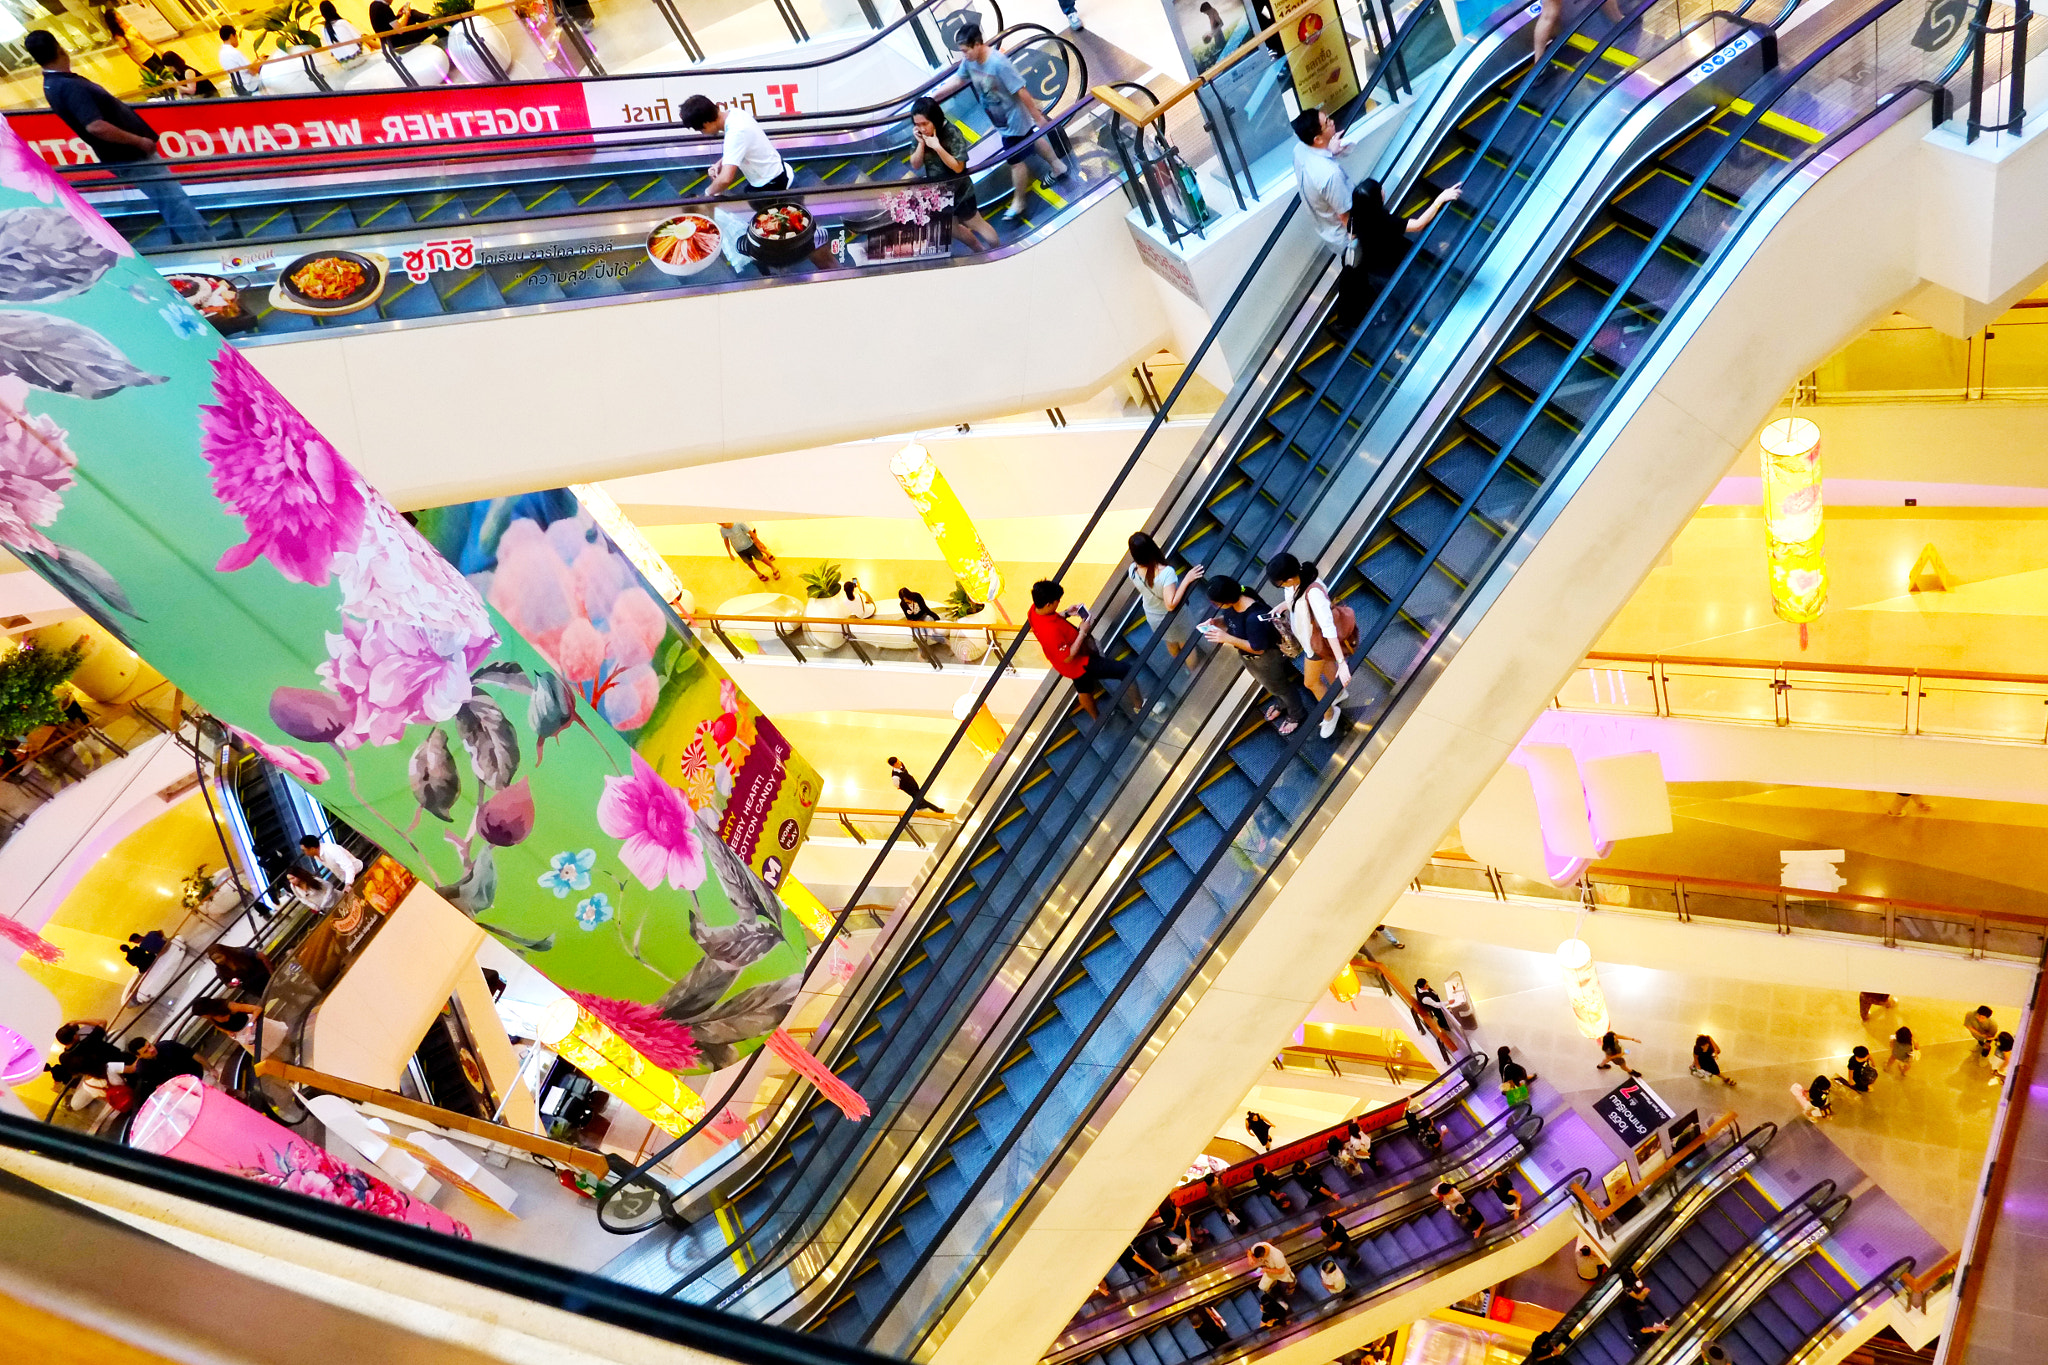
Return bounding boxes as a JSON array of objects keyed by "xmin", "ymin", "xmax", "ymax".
[
  {"xmin": 1244, "ymin": 1109, "xmax": 1274, "ymax": 1150},
  {"xmin": 206, "ymin": 943, "xmax": 272, "ymax": 996},
  {"xmin": 1493, "ymin": 1173, "xmax": 1523, "ymax": 1221},
  {"xmin": 1115, "ymin": 1241, "xmax": 1158, "ymax": 1280},
  {"xmin": 680, "ymin": 93, "xmax": 794, "ymax": 275},
  {"xmin": 1160, "ymin": 1198, "xmax": 1196, "ymax": 1260},
  {"xmin": 1203, "ymin": 1171, "xmax": 1242, "ymax": 1229},
  {"xmin": 1028, "ymin": 579, "xmax": 1141, "ymax": 722},
  {"xmin": 1837, "ymin": 1045, "xmax": 1879, "ymax": 1096},
  {"xmin": 1258, "ymin": 1285, "xmax": 1293, "ymax": 1329},
  {"xmin": 121, "ymin": 1036, "xmax": 204, "ymax": 1108},
  {"xmin": 1288, "ymin": 107, "xmax": 1462, "ymax": 331},
  {"xmin": 1189, "ymin": 1304, "xmax": 1233, "ymax": 1350},
  {"xmin": 907, "ymin": 95, "xmax": 1000, "ymax": 252},
  {"xmin": 1431, "ymin": 1180, "xmax": 1465, "ymax": 1215},
  {"xmin": 192, "ymin": 997, "xmax": 285, "ymax": 1059},
  {"xmin": 1498, "ymin": 1044, "xmax": 1540, "ymax": 1104},
  {"xmin": 1690, "ymin": 1033, "xmax": 1736, "ymax": 1086},
  {"xmin": 718, "ymin": 521, "xmax": 780, "ymax": 581},
  {"xmin": 287, "ymin": 867, "xmax": 341, "ymax": 911},
  {"xmin": 1452, "ymin": 1198, "xmax": 1487, "ymax": 1240},
  {"xmin": 1265, "ymin": 553, "xmax": 1353, "ymax": 740},
  {"xmin": 1249, "ymin": 1240, "xmax": 1295, "ymax": 1293},
  {"xmin": 27, "ymin": 32, "xmax": 213, "ymax": 244},
  {"xmin": 1199, "ymin": 576, "xmax": 1312, "ymax": 736},
  {"xmin": 48, "ymin": 1020, "xmax": 123, "ymax": 1091},
  {"xmin": 1320, "ymin": 1212, "xmax": 1356, "ymax": 1262},
  {"xmin": 1296, "ymin": 1160, "xmax": 1338, "ymax": 1206},
  {"xmin": 1320, "ymin": 1257, "xmax": 1349, "ymax": 1295},
  {"xmin": 1614, "ymin": 1267, "xmax": 1669, "ymax": 1345},
  {"xmin": 1342, "ymin": 1118, "xmax": 1380, "ymax": 1173},
  {"xmin": 1251, "ymin": 1162, "xmax": 1295, "ymax": 1215},
  {"xmin": 1523, "ymin": 1329, "xmax": 1568, "ymax": 1363},
  {"xmin": 938, "ymin": 27, "xmax": 1069, "ymax": 226},
  {"xmin": 1126, "ymin": 532, "xmax": 1205, "ymax": 668},
  {"xmin": 300, "ymin": 832, "xmax": 363, "ymax": 887}
]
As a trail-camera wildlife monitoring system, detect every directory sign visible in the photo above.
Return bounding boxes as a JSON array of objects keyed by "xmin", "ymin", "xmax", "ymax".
[{"xmin": 1594, "ymin": 1079, "xmax": 1674, "ymax": 1145}]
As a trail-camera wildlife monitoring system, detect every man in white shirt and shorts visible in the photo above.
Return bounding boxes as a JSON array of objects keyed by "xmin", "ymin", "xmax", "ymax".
[{"xmin": 681, "ymin": 94, "xmax": 794, "ymax": 273}]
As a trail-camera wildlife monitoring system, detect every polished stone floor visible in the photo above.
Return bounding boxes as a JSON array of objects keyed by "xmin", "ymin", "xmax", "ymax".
[{"xmin": 1379, "ymin": 930, "xmax": 2001, "ymax": 1249}]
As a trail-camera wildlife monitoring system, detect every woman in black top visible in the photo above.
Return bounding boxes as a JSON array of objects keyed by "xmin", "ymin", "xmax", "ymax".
[
  {"xmin": 1335, "ymin": 178, "xmax": 1463, "ymax": 328},
  {"xmin": 907, "ymin": 95, "xmax": 998, "ymax": 250},
  {"xmin": 369, "ymin": 1, "xmax": 433, "ymax": 51},
  {"xmin": 898, "ymin": 587, "xmax": 943, "ymax": 646}
]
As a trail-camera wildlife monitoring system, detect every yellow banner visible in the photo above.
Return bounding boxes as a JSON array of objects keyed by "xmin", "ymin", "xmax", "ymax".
[{"xmin": 1277, "ymin": 0, "xmax": 1360, "ymax": 112}]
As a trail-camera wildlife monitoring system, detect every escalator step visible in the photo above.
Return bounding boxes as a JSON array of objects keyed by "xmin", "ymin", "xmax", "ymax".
[
  {"xmin": 1573, "ymin": 225, "xmax": 1696, "ymax": 314},
  {"xmin": 1356, "ymin": 536, "xmax": 1424, "ymax": 603},
  {"xmin": 1389, "ymin": 486, "xmax": 1461, "ymax": 550}
]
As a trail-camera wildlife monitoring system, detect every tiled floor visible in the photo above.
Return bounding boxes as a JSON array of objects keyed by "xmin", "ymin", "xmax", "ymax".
[{"xmin": 1377, "ymin": 930, "xmax": 2000, "ymax": 1249}]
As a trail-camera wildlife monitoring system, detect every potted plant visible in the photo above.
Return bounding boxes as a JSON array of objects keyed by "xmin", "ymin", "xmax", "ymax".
[
  {"xmin": 799, "ymin": 563, "xmax": 845, "ymax": 600},
  {"xmin": 944, "ymin": 581, "xmax": 985, "ymax": 619},
  {"xmin": 0, "ymin": 637, "xmax": 86, "ymax": 743}
]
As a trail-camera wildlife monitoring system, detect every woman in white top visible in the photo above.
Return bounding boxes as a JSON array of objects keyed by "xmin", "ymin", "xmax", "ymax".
[
  {"xmin": 1126, "ymin": 532, "xmax": 1203, "ymax": 660},
  {"xmin": 193, "ymin": 997, "xmax": 289, "ymax": 1058},
  {"xmin": 842, "ymin": 579, "xmax": 876, "ymax": 619},
  {"xmin": 1266, "ymin": 551, "xmax": 1350, "ymax": 738},
  {"xmin": 318, "ymin": 2, "xmax": 365, "ymax": 62}
]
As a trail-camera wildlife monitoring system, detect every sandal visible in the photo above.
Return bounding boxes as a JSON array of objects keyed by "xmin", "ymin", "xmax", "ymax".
[
  {"xmin": 1277, "ymin": 720, "xmax": 1299, "ymax": 735},
  {"xmin": 1264, "ymin": 705, "xmax": 1281, "ymax": 722}
]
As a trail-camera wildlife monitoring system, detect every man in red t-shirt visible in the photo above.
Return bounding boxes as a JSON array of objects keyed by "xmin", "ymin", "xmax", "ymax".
[{"xmin": 1028, "ymin": 579, "xmax": 1140, "ymax": 720}]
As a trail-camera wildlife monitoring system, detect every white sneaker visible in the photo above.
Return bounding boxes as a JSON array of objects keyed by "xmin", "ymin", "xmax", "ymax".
[
  {"xmin": 1318, "ymin": 708, "xmax": 1340, "ymax": 739},
  {"xmin": 1067, "ymin": 10, "xmax": 1084, "ymax": 27}
]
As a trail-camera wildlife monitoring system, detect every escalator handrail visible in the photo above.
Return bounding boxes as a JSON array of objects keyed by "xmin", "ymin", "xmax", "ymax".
[
  {"xmin": 607, "ymin": 0, "xmax": 1470, "ymax": 1270},
  {"xmin": 52, "ymin": 21, "xmax": 1062, "ymax": 187},
  {"xmin": 1632, "ymin": 1181, "xmax": 1844, "ymax": 1365},
  {"xmin": 1247, "ymin": 0, "xmax": 1783, "ymax": 626},
  {"xmin": 1774, "ymin": 1255, "xmax": 1916, "ymax": 1365},
  {"xmin": 1546, "ymin": 1121, "xmax": 1776, "ymax": 1350},
  {"xmin": 659, "ymin": 2, "xmax": 1490, "ymax": 1317},
  {"xmin": 33, "ymin": 0, "xmax": 1003, "ymax": 115},
  {"xmin": 761, "ymin": 7, "xmax": 1747, "ymax": 1328},
  {"xmin": 1205, "ymin": 1165, "xmax": 1594, "ymax": 1365},
  {"xmin": 1072, "ymin": 1099, "xmax": 1535, "ymax": 1331},
  {"xmin": 0, "ymin": 1111, "xmax": 907, "ymax": 1365},
  {"xmin": 1053, "ymin": 1114, "xmax": 1546, "ymax": 1360}
]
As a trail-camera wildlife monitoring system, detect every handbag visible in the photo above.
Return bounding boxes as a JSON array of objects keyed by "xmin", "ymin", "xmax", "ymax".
[
  {"xmin": 1304, "ymin": 584, "xmax": 1360, "ymax": 660},
  {"xmin": 1266, "ymin": 604, "xmax": 1302, "ymax": 657}
]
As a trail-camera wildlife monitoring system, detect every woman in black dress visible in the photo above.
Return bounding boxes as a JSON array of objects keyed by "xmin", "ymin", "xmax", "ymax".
[{"xmin": 1335, "ymin": 178, "xmax": 1463, "ymax": 329}]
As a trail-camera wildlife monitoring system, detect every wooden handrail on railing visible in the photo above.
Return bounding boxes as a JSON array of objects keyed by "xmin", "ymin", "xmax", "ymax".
[
  {"xmin": 1583, "ymin": 650, "xmax": 2048, "ymax": 688},
  {"xmin": 1570, "ymin": 1111, "xmax": 1741, "ymax": 1221},
  {"xmin": 1900, "ymin": 1248, "xmax": 1960, "ymax": 1300},
  {"xmin": 1090, "ymin": 9, "xmax": 1299, "ymax": 125},
  {"xmin": 691, "ymin": 611, "xmax": 1013, "ymax": 634},
  {"xmin": 1352, "ymin": 956, "xmax": 1462, "ymax": 1055},
  {"xmin": 1423, "ymin": 852, "xmax": 2048, "ymax": 931},
  {"xmin": 816, "ymin": 805, "xmax": 954, "ymax": 822},
  {"xmin": 253, "ymin": 1059, "xmax": 608, "ymax": 1176}
]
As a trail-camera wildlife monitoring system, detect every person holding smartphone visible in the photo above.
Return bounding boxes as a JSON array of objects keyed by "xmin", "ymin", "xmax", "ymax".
[
  {"xmin": 1027, "ymin": 580, "xmax": 1140, "ymax": 721},
  {"xmin": 1199, "ymin": 576, "xmax": 1311, "ymax": 735},
  {"xmin": 907, "ymin": 95, "xmax": 998, "ymax": 250}
]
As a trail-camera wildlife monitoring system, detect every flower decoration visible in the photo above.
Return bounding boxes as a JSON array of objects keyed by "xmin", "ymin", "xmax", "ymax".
[
  {"xmin": 564, "ymin": 990, "xmax": 701, "ymax": 1070},
  {"xmin": 574, "ymin": 892, "xmax": 615, "ymax": 930},
  {"xmin": 0, "ymin": 374, "xmax": 76, "ymax": 555},
  {"xmin": 538, "ymin": 848, "xmax": 595, "ymax": 897},
  {"xmin": 225, "ymin": 723, "xmax": 329, "ymax": 786},
  {"xmin": 597, "ymin": 753, "xmax": 707, "ymax": 891},
  {"xmin": 317, "ymin": 617, "xmax": 494, "ymax": 748},
  {"xmin": 336, "ymin": 498, "xmax": 496, "ymax": 641},
  {"xmin": 882, "ymin": 183, "xmax": 952, "ymax": 226},
  {"xmin": 0, "ymin": 136, "xmax": 133, "ymax": 259},
  {"xmin": 269, "ymin": 686, "xmax": 353, "ymax": 744},
  {"xmin": 159, "ymin": 303, "xmax": 207, "ymax": 340},
  {"xmin": 200, "ymin": 347, "xmax": 366, "ymax": 587}
]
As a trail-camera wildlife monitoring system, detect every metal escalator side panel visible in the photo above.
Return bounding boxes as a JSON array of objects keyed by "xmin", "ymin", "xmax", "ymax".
[
  {"xmin": 1759, "ymin": 1255, "xmax": 1914, "ymax": 1365},
  {"xmin": 1635, "ymin": 1183, "xmax": 1847, "ymax": 1365}
]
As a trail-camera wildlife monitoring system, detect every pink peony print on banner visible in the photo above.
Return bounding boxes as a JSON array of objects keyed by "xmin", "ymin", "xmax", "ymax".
[
  {"xmin": 597, "ymin": 753, "xmax": 708, "ymax": 892},
  {"xmin": 129, "ymin": 1076, "xmax": 470, "ymax": 1238},
  {"xmin": 200, "ymin": 347, "xmax": 366, "ymax": 587},
  {"xmin": 0, "ymin": 375, "xmax": 76, "ymax": 555}
]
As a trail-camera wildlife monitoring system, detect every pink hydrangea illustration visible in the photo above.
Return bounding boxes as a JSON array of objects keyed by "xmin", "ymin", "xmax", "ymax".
[
  {"xmin": 598, "ymin": 663, "xmax": 659, "ymax": 730},
  {"xmin": 337, "ymin": 497, "xmax": 495, "ymax": 640},
  {"xmin": 0, "ymin": 133, "xmax": 133, "ymax": 259},
  {"xmin": 248, "ymin": 1138, "xmax": 470, "ymax": 1237},
  {"xmin": 566, "ymin": 989, "xmax": 703, "ymax": 1070},
  {"xmin": 597, "ymin": 753, "xmax": 707, "ymax": 891},
  {"xmin": 318, "ymin": 616, "xmax": 495, "ymax": 748},
  {"xmin": 201, "ymin": 347, "xmax": 365, "ymax": 587},
  {"xmin": 226, "ymin": 723, "xmax": 329, "ymax": 785},
  {"xmin": 0, "ymin": 375, "xmax": 76, "ymax": 554}
]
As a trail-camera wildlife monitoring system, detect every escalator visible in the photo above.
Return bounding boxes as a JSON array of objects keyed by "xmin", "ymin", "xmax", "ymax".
[
  {"xmin": 224, "ymin": 749, "xmax": 315, "ymax": 889},
  {"xmin": 1049, "ymin": 1100, "xmax": 1542, "ymax": 1365},
  {"xmin": 49, "ymin": 22, "xmax": 1118, "ymax": 342},
  {"xmin": 588, "ymin": 0, "xmax": 1755, "ymax": 1335},
  {"xmin": 1708, "ymin": 1255, "xmax": 1915, "ymax": 1365}
]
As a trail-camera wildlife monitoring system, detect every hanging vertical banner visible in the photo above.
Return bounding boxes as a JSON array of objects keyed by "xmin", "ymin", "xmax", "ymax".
[
  {"xmin": 1275, "ymin": 0, "xmax": 1360, "ymax": 111},
  {"xmin": 412, "ymin": 489, "xmax": 819, "ymax": 887},
  {"xmin": 0, "ymin": 126, "xmax": 805, "ymax": 1073}
]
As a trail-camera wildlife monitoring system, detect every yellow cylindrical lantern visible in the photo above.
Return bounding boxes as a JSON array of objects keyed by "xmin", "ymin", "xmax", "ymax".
[
  {"xmin": 1330, "ymin": 961, "xmax": 1361, "ymax": 1004},
  {"xmin": 778, "ymin": 875, "xmax": 835, "ymax": 940},
  {"xmin": 890, "ymin": 444, "xmax": 1005, "ymax": 614},
  {"xmin": 952, "ymin": 692, "xmax": 1008, "ymax": 760},
  {"xmin": 1556, "ymin": 938, "xmax": 1610, "ymax": 1040},
  {"xmin": 1759, "ymin": 418, "xmax": 1826, "ymax": 627},
  {"xmin": 537, "ymin": 998, "xmax": 704, "ymax": 1138}
]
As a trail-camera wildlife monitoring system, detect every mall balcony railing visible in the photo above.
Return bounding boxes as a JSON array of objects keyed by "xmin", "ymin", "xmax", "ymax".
[
  {"xmin": 0, "ymin": 677, "xmax": 201, "ymax": 844},
  {"xmin": 1943, "ymin": 0, "xmax": 2042, "ymax": 144},
  {"xmin": 1559, "ymin": 650, "xmax": 2048, "ymax": 744},
  {"xmin": 1271, "ymin": 1039, "xmax": 1437, "ymax": 1085},
  {"xmin": 1094, "ymin": 0, "xmax": 1448, "ymax": 245},
  {"xmin": 1411, "ymin": 852, "xmax": 2048, "ymax": 962},
  {"xmin": 814, "ymin": 804, "xmax": 955, "ymax": 848},
  {"xmin": 692, "ymin": 607, "xmax": 1052, "ymax": 672}
]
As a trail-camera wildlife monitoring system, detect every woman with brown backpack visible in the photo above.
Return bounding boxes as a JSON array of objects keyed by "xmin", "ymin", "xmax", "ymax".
[{"xmin": 1266, "ymin": 552, "xmax": 1358, "ymax": 739}]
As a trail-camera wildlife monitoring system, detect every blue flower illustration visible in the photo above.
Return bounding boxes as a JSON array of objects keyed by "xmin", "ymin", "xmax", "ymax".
[
  {"xmin": 537, "ymin": 848, "xmax": 596, "ymax": 897},
  {"xmin": 574, "ymin": 893, "xmax": 615, "ymax": 931},
  {"xmin": 160, "ymin": 303, "xmax": 207, "ymax": 339}
]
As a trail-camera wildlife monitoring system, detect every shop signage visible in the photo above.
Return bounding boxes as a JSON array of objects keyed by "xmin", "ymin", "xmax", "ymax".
[
  {"xmin": 398, "ymin": 237, "xmax": 477, "ymax": 283},
  {"xmin": 1128, "ymin": 223, "xmax": 1200, "ymax": 302},
  {"xmin": 1276, "ymin": 0, "xmax": 1359, "ymax": 112},
  {"xmin": 1594, "ymin": 1078, "xmax": 1674, "ymax": 1144}
]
